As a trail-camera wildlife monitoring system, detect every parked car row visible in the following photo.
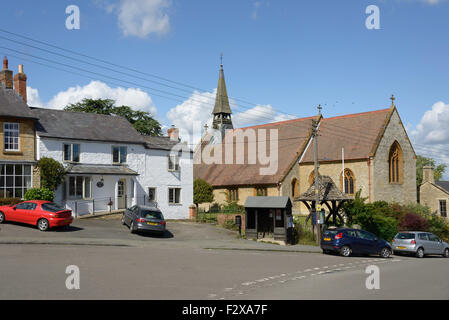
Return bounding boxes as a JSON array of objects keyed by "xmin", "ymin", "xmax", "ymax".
[
  {"xmin": 0, "ymin": 200, "xmax": 166, "ymax": 236},
  {"xmin": 321, "ymin": 227, "xmax": 449, "ymax": 258}
]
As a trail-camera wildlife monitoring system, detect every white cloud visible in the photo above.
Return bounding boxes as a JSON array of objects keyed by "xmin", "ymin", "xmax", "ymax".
[
  {"xmin": 27, "ymin": 80, "xmax": 157, "ymax": 116},
  {"xmin": 166, "ymin": 89, "xmax": 296, "ymax": 146},
  {"xmin": 116, "ymin": 0, "xmax": 171, "ymax": 38}
]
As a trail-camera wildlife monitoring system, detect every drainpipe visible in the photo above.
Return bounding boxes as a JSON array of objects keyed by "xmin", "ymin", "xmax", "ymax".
[{"xmin": 368, "ymin": 158, "xmax": 371, "ymax": 202}]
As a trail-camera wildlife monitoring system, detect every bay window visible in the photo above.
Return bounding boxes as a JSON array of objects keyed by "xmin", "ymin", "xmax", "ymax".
[{"xmin": 0, "ymin": 164, "xmax": 32, "ymax": 198}]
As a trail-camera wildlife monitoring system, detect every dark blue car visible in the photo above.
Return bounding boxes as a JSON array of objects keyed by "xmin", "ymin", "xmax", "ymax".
[{"xmin": 321, "ymin": 228, "xmax": 392, "ymax": 258}]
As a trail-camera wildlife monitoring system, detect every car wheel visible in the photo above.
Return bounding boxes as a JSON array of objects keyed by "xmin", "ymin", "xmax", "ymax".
[
  {"xmin": 37, "ymin": 218, "xmax": 49, "ymax": 231},
  {"xmin": 380, "ymin": 247, "xmax": 391, "ymax": 258},
  {"xmin": 340, "ymin": 245, "xmax": 351, "ymax": 257},
  {"xmin": 130, "ymin": 221, "xmax": 135, "ymax": 234},
  {"xmin": 443, "ymin": 248, "xmax": 449, "ymax": 258},
  {"xmin": 416, "ymin": 247, "xmax": 425, "ymax": 258},
  {"xmin": 0, "ymin": 211, "xmax": 5, "ymax": 224}
]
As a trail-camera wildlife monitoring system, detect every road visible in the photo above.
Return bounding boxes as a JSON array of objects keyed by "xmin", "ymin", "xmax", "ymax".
[{"xmin": 0, "ymin": 216, "xmax": 448, "ymax": 300}]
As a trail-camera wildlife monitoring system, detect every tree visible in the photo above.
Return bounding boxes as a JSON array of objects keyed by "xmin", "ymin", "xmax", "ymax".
[
  {"xmin": 193, "ymin": 179, "xmax": 214, "ymax": 209},
  {"xmin": 38, "ymin": 157, "xmax": 66, "ymax": 191},
  {"xmin": 64, "ymin": 98, "xmax": 162, "ymax": 136},
  {"xmin": 416, "ymin": 155, "xmax": 447, "ymax": 185}
]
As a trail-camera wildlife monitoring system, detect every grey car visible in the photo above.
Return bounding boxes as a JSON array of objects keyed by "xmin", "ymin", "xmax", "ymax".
[
  {"xmin": 392, "ymin": 231, "xmax": 449, "ymax": 258},
  {"xmin": 122, "ymin": 205, "xmax": 166, "ymax": 235}
]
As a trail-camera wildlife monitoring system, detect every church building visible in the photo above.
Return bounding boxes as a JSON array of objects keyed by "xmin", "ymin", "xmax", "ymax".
[{"xmin": 194, "ymin": 64, "xmax": 417, "ymax": 214}]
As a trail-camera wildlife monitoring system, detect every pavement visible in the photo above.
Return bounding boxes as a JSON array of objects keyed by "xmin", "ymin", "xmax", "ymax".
[{"xmin": 0, "ymin": 215, "xmax": 448, "ymax": 300}]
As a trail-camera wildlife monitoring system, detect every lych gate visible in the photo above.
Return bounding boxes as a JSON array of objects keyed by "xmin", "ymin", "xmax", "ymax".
[{"xmin": 295, "ymin": 175, "xmax": 352, "ymax": 226}]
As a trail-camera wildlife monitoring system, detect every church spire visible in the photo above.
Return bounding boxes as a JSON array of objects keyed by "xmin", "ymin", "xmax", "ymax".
[{"xmin": 212, "ymin": 54, "xmax": 233, "ymax": 134}]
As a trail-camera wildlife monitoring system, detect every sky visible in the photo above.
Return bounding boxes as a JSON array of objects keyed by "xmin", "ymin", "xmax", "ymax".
[{"xmin": 2, "ymin": 0, "xmax": 449, "ymax": 174}]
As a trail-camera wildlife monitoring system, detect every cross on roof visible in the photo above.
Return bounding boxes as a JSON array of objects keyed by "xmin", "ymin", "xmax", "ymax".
[{"xmin": 390, "ymin": 94, "xmax": 395, "ymax": 107}]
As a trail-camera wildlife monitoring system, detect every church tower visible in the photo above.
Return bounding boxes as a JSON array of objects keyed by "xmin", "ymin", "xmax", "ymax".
[{"xmin": 212, "ymin": 59, "xmax": 233, "ymax": 136}]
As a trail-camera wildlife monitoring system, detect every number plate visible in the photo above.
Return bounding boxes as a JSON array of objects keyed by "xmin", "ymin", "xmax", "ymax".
[
  {"xmin": 147, "ymin": 222, "xmax": 158, "ymax": 226},
  {"xmin": 324, "ymin": 237, "xmax": 331, "ymax": 241},
  {"xmin": 397, "ymin": 246, "xmax": 406, "ymax": 249}
]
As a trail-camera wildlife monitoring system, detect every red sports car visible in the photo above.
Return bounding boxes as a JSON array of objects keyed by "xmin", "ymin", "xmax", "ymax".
[{"xmin": 0, "ymin": 200, "xmax": 73, "ymax": 231}]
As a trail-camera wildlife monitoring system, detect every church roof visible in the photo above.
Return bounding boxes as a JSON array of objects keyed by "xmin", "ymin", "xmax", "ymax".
[
  {"xmin": 194, "ymin": 107, "xmax": 398, "ymax": 188},
  {"xmin": 212, "ymin": 65, "xmax": 232, "ymax": 115}
]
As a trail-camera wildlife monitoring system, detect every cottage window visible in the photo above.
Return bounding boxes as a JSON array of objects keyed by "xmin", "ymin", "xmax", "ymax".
[
  {"xmin": 168, "ymin": 154, "xmax": 179, "ymax": 171},
  {"xmin": 168, "ymin": 188, "xmax": 181, "ymax": 204},
  {"xmin": 227, "ymin": 188, "xmax": 239, "ymax": 202},
  {"xmin": 4, "ymin": 123, "xmax": 19, "ymax": 151},
  {"xmin": 63, "ymin": 143, "xmax": 80, "ymax": 162},
  {"xmin": 148, "ymin": 187, "xmax": 156, "ymax": 202},
  {"xmin": 291, "ymin": 178, "xmax": 299, "ymax": 198},
  {"xmin": 68, "ymin": 176, "xmax": 91, "ymax": 199},
  {"xmin": 440, "ymin": 200, "xmax": 447, "ymax": 218},
  {"xmin": 0, "ymin": 164, "xmax": 32, "ymax": 198},
  {"xmin": 389, "ymin": 141, "xmax": 403, "ymax": 184},
  {"xmin": 340, "ymin": 169, "xmax": 355, "ymax": 195},
  {"xmin": 112, "ymin": 146, "xmax": 127, "ymax": 164}
]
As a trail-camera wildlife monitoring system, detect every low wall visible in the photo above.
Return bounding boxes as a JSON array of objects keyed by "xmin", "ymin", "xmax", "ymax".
[{"xmin": 217, "ymin": 213, "xmax": 246, "ymax": 232}]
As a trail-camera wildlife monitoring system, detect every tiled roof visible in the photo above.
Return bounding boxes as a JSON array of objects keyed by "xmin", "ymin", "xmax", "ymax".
[
  {"xmin": 435, "ymin": 181, "xmax": 449, "ymax": 194},
  {"xmin": 194, "ymin": 116, "xmax": 316, "ymax": 186},
  {"xmin": 300, "ymin": 108, "xmax": 392, "ymax": 163},
  {"xmin": 194, "ymin": 107, "xmax": 394, "ymax": 187},
  {"xmin": 31, "ymin": 108, "xmax": 147, "ymax": 145},
  {"xmin": 0, "ymin": 86, "xmax": 37, "ymax": 120},
  {"xmin": 296, "ymin": 175, "xmax": 352, "ymax": 201}
]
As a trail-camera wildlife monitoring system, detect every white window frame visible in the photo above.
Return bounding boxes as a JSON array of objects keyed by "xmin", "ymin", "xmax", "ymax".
[
  {"xmin": 63, "ymin": 143, "xmax": 81, "ymax": 163},
  {"xmin": 0, "ymin": 164, "xmax": 33, "ymax": 199},
  {"xmin": 148, "ymin": 187, "xmax": 157, "ymax": 202},
  {"xmin": 168, "ymin": 187, "xmax": 181, "ymax": 205},
  {"xmin": 112, "ymin": 146, "xmax": 127, "ymax": 164},
  {"xmin": 67, "ymin": 176, "xmax": 92, "ymax": 200},
  {"xmin": 168, "ymin": 154, "xmax": 179, "ymax": 172},
  {"xmin": 4, "ymin": 122, "xmax": 20, "ymax": 151}
]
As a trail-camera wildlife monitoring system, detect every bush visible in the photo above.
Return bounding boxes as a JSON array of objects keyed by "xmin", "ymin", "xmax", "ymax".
[
  {"xmin": 24, "ymin": 188, "xmax": 54, "ymax": 202},
  {"xmin": 221, "ymin": 201, "xmax": 245, "ymax": 214},
  {"xmin": 426, "ymin": 214, "xmax": 449, "ymax": 242},
  {"xmin": 292, "ymin": 223, "xmax": 316, "ymax": 245},
  {"xmin": 351, "ymin": 205, "xmax": 398, "ymax": 242},
  {"xmin": 399, "ymin": 213, "xmax": 429, "ymax": 231},
  {"xmin": 37, "ymin": 157, "xmax": 66, "ymax": 191},
  {"xmin": 0, "ymin": 198, "xmax": 22, "ymax": 206}
]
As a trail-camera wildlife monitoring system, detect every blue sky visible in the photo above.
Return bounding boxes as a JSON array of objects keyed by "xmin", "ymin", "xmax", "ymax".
[{"xmin": 3, "ymin": 0, "xmax": 449, "ymax": 168}]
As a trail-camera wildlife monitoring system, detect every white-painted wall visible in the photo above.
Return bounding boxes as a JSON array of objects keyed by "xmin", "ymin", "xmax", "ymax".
[{"xmin": 38, "ymin": 137, "xmax": 193, "ymax": 219}]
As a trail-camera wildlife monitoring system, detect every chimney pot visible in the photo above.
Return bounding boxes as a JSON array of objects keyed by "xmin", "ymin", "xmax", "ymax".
[
  {"xmin": 14, "ymin": 64, "xmax": 27, "ymax": 103},
  {"xmin": 167, "ymin": 126, "xmax": 179, "ymax": 141},
  {"xmin": 3, "ymin": 56, "xmax": 8, "ymax": 70},
  {"xmin": 0, "ymin": 57, "xmax": 13, "ymax": 89}
]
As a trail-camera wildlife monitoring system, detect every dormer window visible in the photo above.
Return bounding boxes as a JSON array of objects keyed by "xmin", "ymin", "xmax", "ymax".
[
  {"xmin": 63, "ymin": 143, "xmax": 80, "ymax": 162},
  {"xmin": 4, "ymin": 123, "xmax": 19, "ymax": 151},
  {"xmin": 112, "ymin": 146, "xmax": 127, "ymax": 164}
]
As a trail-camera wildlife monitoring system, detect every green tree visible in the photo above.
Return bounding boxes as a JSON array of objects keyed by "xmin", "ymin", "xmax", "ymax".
[
  {"xmin": 416, "ymin": 155, "xmax": 446, "ymax": 185},
  {"xmin": 193, "ymin": 179, "xmax": 214, "ymax": 210},
  {"xmin": 64, "ymin": 98, "xmax": 162, "ymax": 136},
  {"xmin": 38, "ymin": 157, "xmax": 66, "ymax": 191}
]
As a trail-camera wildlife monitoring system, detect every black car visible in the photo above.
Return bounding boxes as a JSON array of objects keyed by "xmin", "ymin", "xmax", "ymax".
[
  {"xmin": 321, "ymin": 227, "xmax": 392, "ymax": 258},
  {"xmin": 122, "ymin": 205, "xmax": 166, "ymax": 235}
]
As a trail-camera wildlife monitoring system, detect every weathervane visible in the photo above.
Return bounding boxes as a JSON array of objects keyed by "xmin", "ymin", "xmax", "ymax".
[{"xmin": 220, "ymin": 52, "xmax": 223, "ymax": 66}]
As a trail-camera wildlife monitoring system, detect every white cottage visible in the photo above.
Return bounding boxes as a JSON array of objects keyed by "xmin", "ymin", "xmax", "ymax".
[{"xmin": 31, "ymin": 107, "xmax": 193, "ymax": 219}]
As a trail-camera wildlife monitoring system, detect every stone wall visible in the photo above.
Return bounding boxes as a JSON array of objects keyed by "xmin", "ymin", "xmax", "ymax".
[
  {"xmin": 419, "ymin": 182, "xmax": 448, "ymax": 219},
  {"xmin": 371, "ymin": 109, "xmax": 417, "ymax": 204}
]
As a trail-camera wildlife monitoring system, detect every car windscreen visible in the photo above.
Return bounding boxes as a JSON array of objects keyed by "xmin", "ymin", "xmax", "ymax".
[
  {"xmin": 41, "ymin": 203, "xmax": 65, "ymax": 213},
  {"xmin": 395, "ymin": 233, "xmax": 415, "ymax": 240},
  {"xmin": 140, "ymin": 210, "xmax": 163, "ymax": 220}
]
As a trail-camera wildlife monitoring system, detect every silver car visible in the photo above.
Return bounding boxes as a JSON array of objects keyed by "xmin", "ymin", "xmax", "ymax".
[
  {"xmin": 392, "ymin": 231, "xmax": 449, "ymax": 258},
  {"xmin": 122, "ymin": 205, "xmax": 166, "ymax": 235}
]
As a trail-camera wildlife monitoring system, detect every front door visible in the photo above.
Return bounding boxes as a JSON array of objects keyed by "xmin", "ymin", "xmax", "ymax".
[{"xmin": 117, "ymin": 179, "xmax": 126, "ymax": 209}]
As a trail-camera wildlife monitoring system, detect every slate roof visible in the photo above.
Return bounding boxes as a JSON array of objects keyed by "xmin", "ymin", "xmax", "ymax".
[
  {"xmin": 296, "ymin": 175, "xmax": 352, "ymax": 202},
  {"xmin": 244, "ymin": 196, "xmax": 291, "ymax": 208},
  {"xmin": 144, "ymin": 136, "xmax": 192, "ymax": 153},
  {"xmin": 435, "ymin": 181, "xmax": 449, "ymax": 194},
  {"xmin": 300, "ymin": 108, "xmax": 392, "ymax": 163},
  {"xmin": 65, "ymin": 164, "xmax": 138, "ymax": 176},
  {"xmin": 0, "ymin": 86, "xmax": 37, "ymax": 120},
  {"xmin": 194, "ymin": 116, "xmax": 317, "ymax": 186},
  {"xmin": 31, "ymin": 108, "xmax": 147, "ymax": 144}
]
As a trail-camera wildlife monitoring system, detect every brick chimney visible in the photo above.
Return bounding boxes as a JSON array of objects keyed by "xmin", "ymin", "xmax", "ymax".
[
  {"xmin": 167, "ymin": 125, "xmax": 179, "ymax": 141},
  {"xmin": 422, "ymin": 165, "xmax": 435, "ymax": 184},
  {"xmin": 14, "ymin": 64, "xmax": 27, "ymax": 102},
  {"xmin": 0, "ymin": 56, "xmax": 13, "ymax": 89}
]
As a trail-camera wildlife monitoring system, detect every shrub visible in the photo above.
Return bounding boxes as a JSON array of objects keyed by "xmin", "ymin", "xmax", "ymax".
[
  {"xmin": 24, "ymin": 188, "xmax": 54, "ymax": 202},
  {"xmin": 0, "ymin": 198, "xmax": 22, "ymax": 206},
  {"xmin": 399, "ymin": 213, "xmax": 429, "ymax": 231},
  {"xmin": 221, "ymin": 201, "xmax": 245, "ymax": 214},
  {"xmin": 351, "ymin": 206, "xmax": 398, "ymax": 242},
  {"xmin": 426, "ymin": 214, "xmax": 449, "ymax": 242},
  {"xmin": 38, "ymin": 157, "xmax": 66, "ymax": 191},
  {"xmin": 293, "ymin": 223, "xmax": 316, "ymax": 245}
]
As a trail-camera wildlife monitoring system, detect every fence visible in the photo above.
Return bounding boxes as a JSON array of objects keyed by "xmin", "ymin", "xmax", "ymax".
[{"xmin": 66, "ymin": 195, "xmax": 158, "ymax": 217}]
